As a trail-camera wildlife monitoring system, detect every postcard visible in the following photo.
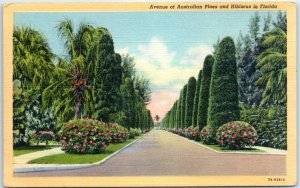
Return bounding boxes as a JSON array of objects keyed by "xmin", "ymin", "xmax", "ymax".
[{"xmin": 3, "ymin": 1, "xmax": 297, "ymax": 187}]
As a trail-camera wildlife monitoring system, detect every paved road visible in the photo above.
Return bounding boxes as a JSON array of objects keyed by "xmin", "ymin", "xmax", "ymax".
[{"xmin": 15, "ymin": 130, "xmax": 286, "ymax": 176}]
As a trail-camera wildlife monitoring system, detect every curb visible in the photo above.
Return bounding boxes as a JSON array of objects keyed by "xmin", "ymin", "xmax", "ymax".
[
  {"xmin": 163, "ymin": 130, "xmax": 287, "ymax": 155},
  {"xmin": 14, "ymin": 131, "xmax": 150, "ymax": 173}
]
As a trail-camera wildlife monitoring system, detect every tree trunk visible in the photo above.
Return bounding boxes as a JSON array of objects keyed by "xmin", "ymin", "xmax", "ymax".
[{"xmin": 75, "ymin": 101, "xmax": 81, "ymax": 119}]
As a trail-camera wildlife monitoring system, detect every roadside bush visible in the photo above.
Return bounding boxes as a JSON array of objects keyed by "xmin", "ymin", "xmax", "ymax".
[
  {"xmin": 128, "ymin": 128, "xmax": 142, "ymax": 139},
  {"xmin": 241, "ymin": 105, "xmax": 287, "ymax": 149},
  {"xmin": 216, "ymin": 121, "xmax": 257, "ymax": 149},
  {"xmin": 61, "ymin": 119, "xmax": 110, "ymax": 154},
  {"xmin": 185, "ymin": 127, "xmax": 201, "ymax": 141},
  {"xmin": 105, "ymin": 123, "xmax": 128, "ymax": 143},
  {"xmin": 200, "ymin": 126, "xmax": 215, "ymax": 144},
  {"xmin": 31, "ymin": 131, "xmax": 55, "ymax": 145}
]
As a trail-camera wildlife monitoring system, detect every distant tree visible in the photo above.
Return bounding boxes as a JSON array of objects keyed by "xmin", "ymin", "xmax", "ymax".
[
  {"xmin": 134, "ymin": 76, "xmax": 151, "ymax": 104},
  {"xmin": 185, "ymin": 77, "xmax": 197, "ymax": 127},
  {"xmin": 197, "ymin": 55, "xmax": 214, "ymax": 130},
  {"xmin": 207, "ymin": 37, "xmax": 240, "ymax": 134},
  {"xmin": 263, "ymin": 12, "xmax": 272, "ymax": 32},
  {"xmin": 192, "ymin": 70, "xmax": 202, "ymax": 127},
  {"xmin": 154, "ymin": 115, "xmax": 160, "ymax": 123},
  {"xmin": 273, "ymin": 11, "xmax": 287, "ymax": 32}
]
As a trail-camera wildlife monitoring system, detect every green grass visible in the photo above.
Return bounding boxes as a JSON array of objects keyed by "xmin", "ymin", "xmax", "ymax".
[
  {"xmin": 199, "ymin": 142, "xmax": 265, "ymax": 153},
  {"xmin": 28, "ymin": 135, "xmax": 142, "ymax": 164},
  {"xmin": 13, "ymin": 145, "xmax": 57, "ymax": 156}
]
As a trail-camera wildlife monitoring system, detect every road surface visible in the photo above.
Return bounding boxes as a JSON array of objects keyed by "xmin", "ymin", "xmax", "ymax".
[{"xmin": 15, "ymin": 130, "xmax": 286, "ymax": 176}]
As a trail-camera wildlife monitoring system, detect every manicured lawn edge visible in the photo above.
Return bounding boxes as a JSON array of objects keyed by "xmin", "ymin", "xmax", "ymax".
[
  {"xmin": 164, "ymin": 130, "xmax": 265, "ymax": 154},
  {"xmin": 197, "ymin": 142, "xmax": 264, "ymax": 153},
  {"xmin": 28, "ymin": 132, "xmax": 148, "ymax": 164},
  {"xmin": 13, "ymin": 146, "xmax": 58, "ymax": 157}
]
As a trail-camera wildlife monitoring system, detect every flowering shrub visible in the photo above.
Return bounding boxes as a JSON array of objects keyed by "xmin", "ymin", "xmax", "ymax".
[
  {"xmin": 216, "ymin": 121, "xmax": 257, "ymax": 149},
  {"xmin": 200, "ymin": 126, "xmax": 215, "ymax": 144},
  {"xmin": 105, "ymin": 123, "xmax": 128, "ymax": 143},
  {"xmin": 31, "ymin": 131, "xmax": 55, "ymax": 145},
  {"xmin": 128, "ymin": 128, "xmax": 142, "ymax": 139},
  {"xmin": 61, "ymin": 119, "xmax": 110, "ymax": 154},
  {"xmin": 184, "ymin": 127, "xmax": 201, "ymax": 141}
]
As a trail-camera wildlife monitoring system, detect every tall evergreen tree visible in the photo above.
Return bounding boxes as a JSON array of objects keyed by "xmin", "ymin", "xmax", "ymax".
[
  {"xmin": 181, "ymin": 85, "xmax": 187, "ymax": 128},
  {"xmin": 207, "ymin": 37, "xmax": 240, "ymax": 133},
  {"xmin": 176, "ymin": 98, "xmax": 181, "ymax": 128},
  {"xmin": 197, "ymin": 55, "xmax": 214, "ymax": 130},
  {"xmin": 192, "ymin": 70, "xmax": 202, "ymax": 127},
  {"xmin": 178, "ymin": 89, "xmax": 183, "ymax": 128},
  {"xmin": 185, "ymin": 77, "xmax": 196, "ymax": 127},
  {"xmin": 120, "ymin": 77, "xmax": 136, "ymax": 129},
  {"xmin": 236, "ymin": 13, "xmax": 264, "ymax": 108},
  {"xmin": 94, "ymin": 34, "xmax": 121, "ymax": 122}
]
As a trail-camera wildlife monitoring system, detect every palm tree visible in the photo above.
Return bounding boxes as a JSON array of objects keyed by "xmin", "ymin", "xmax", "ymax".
[
  {"xmin": 256, "ymin": 28, "xmax": 287, "ymax": 106},
  {"xmin": 42, "ymin": 19, "xmax": 109, "ymax": 121},
  {"xmin": 154, "ymin": 115, "xmax": 160, "ymax": 124}
]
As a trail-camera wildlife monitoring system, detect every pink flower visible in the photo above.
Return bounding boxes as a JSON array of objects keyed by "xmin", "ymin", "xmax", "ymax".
[
  {"xmin": 77, "ymin": 132, "xmax": 82, "ymax": 137},
  {"xmin": 72, "ymin": 124, "xmax": 76, "ymax": 128},
  {"xmin": 224, "ymin": 134, "xmax": 227, "ymax": 138},
  {"xmin": 63, "ymin": 142, "xmax": 67, "ymax": 147},
  {"xmin": 232, "ymin": 133, "xmax": 237, "ymax": 139},
  {"xmin": 63, "ymin": 137, "xmax": 66, "ymax": 140}
]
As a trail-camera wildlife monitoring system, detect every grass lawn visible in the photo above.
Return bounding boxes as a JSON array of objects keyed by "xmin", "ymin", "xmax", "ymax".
[
  {"xmin": 13, "ymin": 146, "xmax": 57, "ymax": 156},
  {"xmin": 28, "ymin": 135, "xmax": 142, "ymax": 164},
  {"xmin": 199, "ymin": 142, "xmax": 265, "ymax": 153}
]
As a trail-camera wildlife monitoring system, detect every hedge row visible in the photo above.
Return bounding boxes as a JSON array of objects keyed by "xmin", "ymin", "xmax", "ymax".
[
  {"xmin": 61, "ymin": 118, "xmax": 143, "ymax": 154},
  {"xmin": 164, "ymin": 121, "xmax": 257, "ymax": 150}
]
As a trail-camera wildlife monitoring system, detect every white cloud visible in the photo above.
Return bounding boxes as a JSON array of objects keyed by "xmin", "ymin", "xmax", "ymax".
[
  {"xmin": 137, "ymin": 37, "xmax": 175, "ymax": 69},
  {"xmin": 125, "ymin": 37, "xmax": 213, "ymax": 118},
  {"xmin": 132, "ymin": 37, "xmax": 212, "ymax": 88},
  {"xmin": 180, "ymin": 44, "xmax": 213, "ymax": 67}
]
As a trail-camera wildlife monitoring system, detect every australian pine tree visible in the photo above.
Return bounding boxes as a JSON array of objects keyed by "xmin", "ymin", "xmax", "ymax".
[
  {"xmin": 197, "ymin": 55, "xmax": 214, "ymax": 130},
  {"xmin": 180, "ymin": 85, "xmax": 187, "ymax": 128},
  {"xmin": 192, "ymin": 70, "xmax": 202, "ymax": 127},
  {"xmin": 176, "ymin": 98, "xmax": 181, "ymax": 128},
  {"xmin": 207, "ymin": 37, "xmax": 240, "ymax": 134},
  {"xmin": 184, "ymin": 77, "xmax": 196, "ymax": 127},
  {"xmin": 178, "ymin": 89, "xmax": 183, "ymax": 128},
  {"xmin": 237, "ymin": 12, "xmax": 264, "ymax": 108},
  {"xmin": 120, "ymin": 77, "xmax": 136, "ymax": 129},
  {"xmin": 94, "ymin": 34, "xmax": 122, "ymax": 122}
]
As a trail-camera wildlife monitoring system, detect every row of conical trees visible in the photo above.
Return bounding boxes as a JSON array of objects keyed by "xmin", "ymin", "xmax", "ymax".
[{"xmin": 162, "ymin": 37, "xmax": 240, "ymax": 134}]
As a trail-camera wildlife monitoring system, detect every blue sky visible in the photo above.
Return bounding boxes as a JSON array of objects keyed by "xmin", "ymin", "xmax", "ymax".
[{"xmin": 15, "ymin": 11, "xmax": 278, "ymax": 117}]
